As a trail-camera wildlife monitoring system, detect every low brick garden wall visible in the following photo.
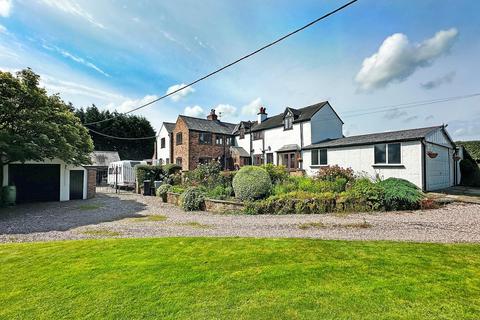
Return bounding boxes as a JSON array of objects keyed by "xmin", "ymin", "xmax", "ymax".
[
  {"xmin": 165, "ymin": 192, "xmax": 244, "ymax": 213},
  {"xmin": 204, "ymin": 198, "xmax": 245, "ymax": 213},
  {"xmin": 166, "ymin": 192, "xmax": 181, "ymax": 206}
]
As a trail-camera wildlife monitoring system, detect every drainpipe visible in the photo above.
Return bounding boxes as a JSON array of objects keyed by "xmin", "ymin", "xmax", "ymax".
[{"xmin": 421, "ymin": 139, "xmax": 426, "ymax": 192}]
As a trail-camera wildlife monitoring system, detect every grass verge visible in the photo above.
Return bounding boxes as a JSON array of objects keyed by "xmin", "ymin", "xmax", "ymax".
[{"xmin": 0, "ymin": 238, "xmax": 479, "ymax": 319}]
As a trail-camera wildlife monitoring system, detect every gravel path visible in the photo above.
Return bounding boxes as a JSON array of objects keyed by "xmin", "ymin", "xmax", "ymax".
[{"xmin": 1, "ymin": 192, "xmax": 480, "ymax": 243}]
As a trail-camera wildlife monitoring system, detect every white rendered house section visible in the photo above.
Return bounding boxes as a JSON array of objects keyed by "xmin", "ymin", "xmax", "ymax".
[
  {"xmin": 303, "ymin": 141, "xmax": 423, "ymax": 189},
  {"xmin": 310, "ymin": 103, "xmax": 343, "ymax": 144},
  {"xmin": 157, "ymin": 124, "xmax": 171, "ymax": 164}
]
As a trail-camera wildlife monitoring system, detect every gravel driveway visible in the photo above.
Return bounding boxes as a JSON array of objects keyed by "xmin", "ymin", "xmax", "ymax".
[{"xmin": 1, "ymin": 192, "xmax": 480, "ymax": 243}]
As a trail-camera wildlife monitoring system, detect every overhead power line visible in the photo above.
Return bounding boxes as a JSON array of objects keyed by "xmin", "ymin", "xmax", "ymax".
[
  {"xmin": 86, "ymin": 92, "xmax": 480, "ymax": 140},
  {"xmin": 84, "ymin": 0, "xmax": 359, "ymax": 126}
]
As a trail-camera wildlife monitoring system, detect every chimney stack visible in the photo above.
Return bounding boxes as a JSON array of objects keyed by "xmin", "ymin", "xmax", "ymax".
[
  {"xmin": 207, "ymin": 109, "xmax": 218, "ymax": 121},
  {"xmin": 257, "ymin": 106, "xmax": 267, "ymax": 123}
]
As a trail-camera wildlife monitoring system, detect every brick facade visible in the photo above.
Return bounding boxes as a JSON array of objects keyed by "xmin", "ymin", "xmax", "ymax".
[
  {"xmin": 86, "ymin": 168, "xmax": 96, "ymax": 199},
  {"xmin": 172, "ymin": 117, "xmax": 190, "ymax": 170},
  {"xmin": 172, "ymin": 117, "xmax": 234, "ymax": 171}
]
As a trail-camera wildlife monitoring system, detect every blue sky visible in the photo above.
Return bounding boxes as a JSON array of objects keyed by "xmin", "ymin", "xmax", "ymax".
[{"xmin": 1, "ymin": 0, "xmax": 479, "ymax": 139}]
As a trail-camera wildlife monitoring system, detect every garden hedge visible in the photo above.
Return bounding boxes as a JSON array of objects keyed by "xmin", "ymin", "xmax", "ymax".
[{"xmin": 232, "ymin": 166, "xmax": 272, "ymax": 201}]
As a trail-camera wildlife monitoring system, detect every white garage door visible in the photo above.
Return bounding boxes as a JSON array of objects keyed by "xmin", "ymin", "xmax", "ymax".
[{"xmin": 426, "ymin": 145, "xmax": 451, "ymax": 191}]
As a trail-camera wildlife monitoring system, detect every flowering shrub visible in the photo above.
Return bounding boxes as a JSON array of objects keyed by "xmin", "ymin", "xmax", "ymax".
[
  {"xmin": 180, "ymin": 187, "xmax": 205, "ymax": 211},
  {"xmin": 317, "ymin": 165, "xmax": 354, "ymax": 182}
]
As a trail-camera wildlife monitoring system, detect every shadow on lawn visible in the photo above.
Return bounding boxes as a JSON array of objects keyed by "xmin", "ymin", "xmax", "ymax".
[{"xmin": 0, "ymin": 193, "xmax": 147, "ymax": 234}]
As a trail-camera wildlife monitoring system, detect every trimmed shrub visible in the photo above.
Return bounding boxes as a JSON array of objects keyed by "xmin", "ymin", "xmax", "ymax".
[
  {"xmin": 163, "ymin": 163, "xmax": 182, "ymax": 175},
  {"xmin": 232, "ymin": 166, "xmax": 272, "ymax": 201},
  {"xmin": 344, "ymin": 178, "xmax": 384, "ymax": 211},
  {"xmin": 317, "ymin": 165, "xmax": 354, "ymax": 182},
  {"xmin": 378, "ymin": 178, "xmax": 424, "ymax": 210},
  {"xmin": 156, "ymin": 184, "xmax": 172, "ymax": 202},
  {"xmin": 180, "ymin": 187, "xmax": 205, "ymax": 211},
  {"xmin": 261, "ymin": 164, "xmax": 289, "ymax": 184}
]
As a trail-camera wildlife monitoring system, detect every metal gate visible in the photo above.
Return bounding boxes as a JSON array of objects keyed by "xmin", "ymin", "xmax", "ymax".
[{"xmin": 95, "ymin": 167, "xmax": 134, "ymax": 194}]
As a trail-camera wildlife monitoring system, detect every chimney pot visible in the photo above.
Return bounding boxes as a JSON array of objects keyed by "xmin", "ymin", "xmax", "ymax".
[
  {"xmin": 207, "ymin": 109, "xmax": 218, "ymax": 121},
  {"xmin": 257, "ymin": 106, "xmax": 267, "ymax": 123}
]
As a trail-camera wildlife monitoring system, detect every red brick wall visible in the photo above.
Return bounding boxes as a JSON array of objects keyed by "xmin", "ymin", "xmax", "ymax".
[
  {"xmin": 86, "ymin": 168, "xmax": 96, "ymax": 198},
  {"xmin": 188, "ymin": 131, "xmax": 230, "ymax": 170},
  {"xmin": 172, "ymin": 117, "xmax": 190, "ymax": 170}
]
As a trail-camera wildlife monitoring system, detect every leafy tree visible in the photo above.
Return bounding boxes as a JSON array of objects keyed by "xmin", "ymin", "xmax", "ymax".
[
  {"xmin": 75, "ymin": 106, "xmax": 155, "ymax": 160},
  {"xmin": 0, "ymin": 69, "xmax": 94, "ymax": 173}
]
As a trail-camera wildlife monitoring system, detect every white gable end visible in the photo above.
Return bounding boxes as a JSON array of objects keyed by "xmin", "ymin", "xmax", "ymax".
[{"xmin": 310, "ymin": 102, "xmax": 343, "ymax": 144}]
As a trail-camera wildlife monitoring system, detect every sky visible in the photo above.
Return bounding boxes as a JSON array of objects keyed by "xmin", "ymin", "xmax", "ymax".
[{"xmin": 0, "ymin": 0, "xmax": 479, "ymax": 140}]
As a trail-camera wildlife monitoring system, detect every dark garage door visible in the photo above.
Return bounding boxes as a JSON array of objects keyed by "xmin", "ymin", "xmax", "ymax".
[
  {"xmin": 8, "ymin": 164, "xmax": 61, "ymax": 203},
  {"xmin": 69, "ymin": 170, "xmax": 84, "ymax": 200}
]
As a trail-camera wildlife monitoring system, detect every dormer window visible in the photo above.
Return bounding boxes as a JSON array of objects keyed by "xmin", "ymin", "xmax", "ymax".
[{"xmin": 284, "ymin": 112, "xmax": 293, "ymax": 130}]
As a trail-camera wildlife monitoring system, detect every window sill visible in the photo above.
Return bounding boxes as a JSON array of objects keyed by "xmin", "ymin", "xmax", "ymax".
[
  {"xmin": 372, "ymin": 164, "xmax": 405, "ymax": 168},
  {"xmin": 283, "ymin": 128, "xmax": 293, "ymax": 131},
  {"xmin": 310, "ymin": 165, "xmax": 328, "ymax": 168}
]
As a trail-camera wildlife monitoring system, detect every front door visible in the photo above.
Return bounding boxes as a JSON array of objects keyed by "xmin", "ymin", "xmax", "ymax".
[
  {"xmin": 69, "ymin": 170, "xmax": 84, "ymax": 200},
  {"xmin": 279, "ymin": 152, "xmax": 297, "ymax": 170}
]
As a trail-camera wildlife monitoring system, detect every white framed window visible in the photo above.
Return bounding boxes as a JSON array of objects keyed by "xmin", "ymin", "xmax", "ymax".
[
  {"xmin": 311, "ymin": 149, "xmax": 327, "ymax": 166},
  {"xmin": 374, "ymin": 143, "xmax": 401, "ymax": 164},
  {"xmin": 284, "ymin": 115, "xmax": 293, "ymax": 130}
]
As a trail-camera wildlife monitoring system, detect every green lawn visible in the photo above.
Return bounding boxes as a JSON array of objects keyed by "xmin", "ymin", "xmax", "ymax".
[{"xmin": 1, "ymin": 238, "xmax": 479, "ymax": 319}]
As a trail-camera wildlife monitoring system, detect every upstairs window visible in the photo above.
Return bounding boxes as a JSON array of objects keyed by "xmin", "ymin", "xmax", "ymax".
[
  {"xmin": 226, "ymin": 136, "xmax": 234, "ymax": 146},
  {"xmin": 374, "ymin": 143, "xmax": 401, "ymax": 164},
  {"xmin": 215, "ymin": 135, "xmax": 223, "ymax": 145},
  {"xmin": 199, "ymin": 132, "xmax": 212, "ymax": 145},
  {"xmin": 239, "ymin": 128, "xmax": 245, "ymax": 139},
  {"xmin": 160, "ymin": 137, "xmax": 166, "ymax": 148},
  {"xmin": 311, "ymin": 149, "xmax": 327, "ymax": 166},
  {"xmin": 176, "ymin": 132, "xmax": 183, "ymax": 145},
  {"xmin": 284, "ymin": 114, "xmax": 293, "ymax": 130},
  {"xmin": 253, "ymin": 131, "xmax": 263, "ymax": 140}
]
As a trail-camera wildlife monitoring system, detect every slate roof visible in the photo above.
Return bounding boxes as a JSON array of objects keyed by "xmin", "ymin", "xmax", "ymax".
[
  {"xmin": 163, "ymin": 122, "xmax": 176, "ymax": 133},
  {"xmin": 179, "ymin": 115, "xmax": 237, "ymax": 135},
  {"xmin": 88, "ymin": 151, "xmax": 121, "ymax": 167},
  {"xmin": 250, "ymin": 101, "xmax": 331, "ymax": 132},
  {"xmin": 304, "ymin": 126, "xmax": 443, "ymax": 149}
]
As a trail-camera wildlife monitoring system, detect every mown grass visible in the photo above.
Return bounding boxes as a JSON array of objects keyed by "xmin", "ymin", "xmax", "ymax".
[{"xmin": 0, "ymin": 238, "xmax": 479, "ymax": 319}]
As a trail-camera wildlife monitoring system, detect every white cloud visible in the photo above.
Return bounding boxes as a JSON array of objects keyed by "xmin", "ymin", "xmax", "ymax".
[
  {"xmin": 0, "ymin": 0, "xmax": 12, "ymax": 17},
  {"xmin": 42, "ymin": 44, "xmax": 110, "ymax": 77},
  {"xmin": 183, "ymin": 105, "xmax": 204, "ymax": 117},
  {"xmin": 39, "ymin": 0, "xmax": 105, "ymax": 29},
  {"xmin": 355, "ymin": 28, "xmax": 458, "ymax": 92},
  {"xmin": 0, "ymin": 24, "xmax": 6, "ymax": 33},
  {"xmin": 166, "ymin": 83, "xmax": 195, "ymax": 102},
  {"xmin": 420, "ymin": 71, "xmax": 456, "ymax": 90},
  {"xmin": 241, "ymin": 97, "xmax": 262, "ymax": 116},
  {"xmin": 105, "ymin": 95, "xmax": 159, "ymax": 113},
  {"xmin": 214, "ymin": 104, "xmax": 237, "ymax": 120},
  {"xmin": 40, "ymin": 74, "xmax": 124, "ymax": 101}
]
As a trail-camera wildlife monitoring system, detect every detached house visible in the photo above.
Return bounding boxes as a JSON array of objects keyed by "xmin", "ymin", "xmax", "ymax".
[{"xmin": 156, "ymin": 101, "xmax": 461, "ymax": 191}]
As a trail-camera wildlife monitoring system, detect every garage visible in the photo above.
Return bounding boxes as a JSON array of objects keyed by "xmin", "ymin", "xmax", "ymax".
[
  {"xmin": 425, "ymin": 144, "xmax": 452, "ymax": 191},
  {"xmin": 8, "ymin": 164, "xmax": 61, "ymax": 203}
]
